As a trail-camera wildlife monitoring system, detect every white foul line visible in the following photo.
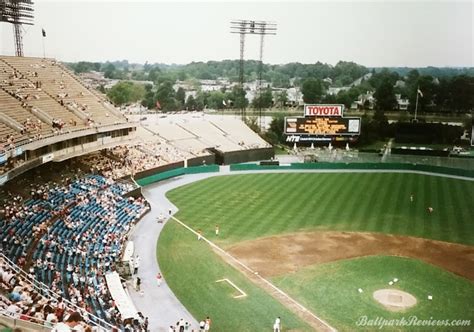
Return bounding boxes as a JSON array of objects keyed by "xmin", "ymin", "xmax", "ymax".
[
  {"xmin": 216, "ymin": 278, "xmax": 247, "ymax": 298},
  {"xmin": 171, "ymin": 215, "xmax": 337, "ymax": 332}
]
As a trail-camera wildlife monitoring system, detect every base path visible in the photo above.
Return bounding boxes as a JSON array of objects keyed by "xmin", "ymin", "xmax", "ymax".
[{"xmin": 227, "ymin": 231, "xmax": 474, "ymax": 280}]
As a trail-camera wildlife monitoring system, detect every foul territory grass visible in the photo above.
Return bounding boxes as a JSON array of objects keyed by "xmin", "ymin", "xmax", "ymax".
[
  {"xmin": 166, "ymin": 173, "xmax": 474, "ymax": 246},
  {"xmin": 272, "ymin": 256, "xmax": 474, "ymax": 331},
  {"xmin": 157, "ymin": 221, "xmax": 311, "ymax": 331}
]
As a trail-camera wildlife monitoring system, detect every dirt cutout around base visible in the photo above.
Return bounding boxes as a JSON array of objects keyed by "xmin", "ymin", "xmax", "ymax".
[
  {"xmin": 227, "ymin": 231, "xmax": 474, "ymax": 280},
  {"xmin": 373, "ymin": 289, "xmax": 417, "ymax": 312}
]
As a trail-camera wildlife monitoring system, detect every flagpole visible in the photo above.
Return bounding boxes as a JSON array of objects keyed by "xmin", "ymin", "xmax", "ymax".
[
  {"xmin": 414, "ymin": 86, "xmax": 419, "ymax": 121},
  {"xmin": 42, "ymin": 36, "xmax": 45, "ymax": 58},
  {"xmin": 41, "ymin": 29, "xmax": 46, "ymax": 58}
]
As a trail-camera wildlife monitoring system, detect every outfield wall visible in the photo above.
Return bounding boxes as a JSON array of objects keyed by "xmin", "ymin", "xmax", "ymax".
[
  {"xmin": 136, "ymin": 165, "xmax": 220, "ymax": 186},
  {"xmin": 221, "ymin": 148, "xmax": 274, "ymax": 165},
  {"xmin": 134, "ymin": 161, "xmax": 185, "ymax": 180},
  {"xmin": 230, "ymin": 162, "xmax": 474, "ymax": 178},
  {"xmin": 187, "ymin": 155, "xmax": 216, "ymax": 167}
]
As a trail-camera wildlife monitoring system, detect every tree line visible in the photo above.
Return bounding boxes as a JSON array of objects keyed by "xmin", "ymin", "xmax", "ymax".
[
  {"xmin": 66, "ymin": 60, "xmax": 473, "ymax": 115},
  {"xmin": 303, "ymin": 69, "xmax": 474, "ymax": 114}
]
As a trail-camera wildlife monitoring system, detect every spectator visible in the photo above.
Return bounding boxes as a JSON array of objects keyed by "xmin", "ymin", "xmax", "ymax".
[{"xmin": 51, "ymin": 311, "xmax": 83, "ymax": 332}]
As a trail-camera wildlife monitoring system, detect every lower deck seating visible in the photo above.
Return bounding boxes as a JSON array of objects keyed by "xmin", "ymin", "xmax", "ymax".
[{"xmin": 0, "ymin": 175, "xmax": 149, "ymax": 328}]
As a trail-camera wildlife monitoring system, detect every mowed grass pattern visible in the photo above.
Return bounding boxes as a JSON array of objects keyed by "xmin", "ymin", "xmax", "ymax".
[
  {"xmin": 157, "ymin": 221, "xmax": 312, "ymax": 331},
  {"xmin": 166, "ymin": 173, "xmax": 474, "ymax": 246},
  {"xmin": 272, "ymin": 256, "xmax": 474, "ymax": 331}
]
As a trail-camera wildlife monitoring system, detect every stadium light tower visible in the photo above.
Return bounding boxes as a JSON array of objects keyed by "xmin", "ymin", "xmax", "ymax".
[
  {"xmin": 230, "ymin": 20, "xmax": 277, "ymax": 122},
  {"xmin": 0, "ymin": 0, "xmax": 35, "ymax": 57}
]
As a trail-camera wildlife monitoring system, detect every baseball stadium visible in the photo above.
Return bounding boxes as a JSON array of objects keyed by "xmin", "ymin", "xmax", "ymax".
[{"xmin": 1, "ymin": 1, "xmax": 473, "ymax": 332}]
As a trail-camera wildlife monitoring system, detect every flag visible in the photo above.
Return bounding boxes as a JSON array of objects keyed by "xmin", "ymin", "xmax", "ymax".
[
  {"xmin": 156, "ymin": 100, "xmax": 161, "ymax": 109},
  {"xmin": 42, "ymin": 29, "xmax": 46, "ymax": 37},
  {"xmin": 417, "ymin": 88, "xmax": 423, "ymax": 97}
]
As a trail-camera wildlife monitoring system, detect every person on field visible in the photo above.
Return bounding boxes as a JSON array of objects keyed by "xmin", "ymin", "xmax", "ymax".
[
  {"xmin": 133, "ymin": 255, "xmax": 141, "ymax": 275},
  {"xmin": 157, "ymin": 213, "xmax": 164, "ymax": 223},
  {"xmin": 410, "ymin": 193, "xmax": 414, "ymax": 202},
  {"xmin": 199, "ymin": 320, "xmax": 205, "ymax": 331},
  {"xmin": 215, "ymin": 225, "xmax": 219, "ymax": 236},
  {"xmin": 428, "ymin": 206, "xmax": 434, "ymax": 213},
  {"xmin": 273, "ymin": 316, "xmax": 281, "ymax": 332},
  {"xmin": 197, "ymin": 229, "xmax": 202, "ymax": 241},
  {"xmin": 156, "ymin": 272, "xmax": 163, "ymax": 287},
  {"xmin": 204, "ymin": 316, "xmax": 211, "ymax": 331}
]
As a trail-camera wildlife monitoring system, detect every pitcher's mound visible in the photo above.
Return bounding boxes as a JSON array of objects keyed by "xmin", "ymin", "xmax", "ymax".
[{"xmin": 373, "ymin": 289, "xmax": 417, "ymax": 311}]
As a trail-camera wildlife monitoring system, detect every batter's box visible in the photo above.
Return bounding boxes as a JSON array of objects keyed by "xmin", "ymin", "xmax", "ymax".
[{"xmin": 216, "ymin": 278, "xmax": 247, "ymax": 299}]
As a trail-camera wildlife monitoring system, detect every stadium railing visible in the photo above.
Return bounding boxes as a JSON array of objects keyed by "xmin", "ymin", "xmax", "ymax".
[
  {"xmin": 0, "ymin": 253, "xmax": 115, "ymax": 331},
  {"xmin": 0, "ymin": 311, "xmax": 51, "ymax": 332}
]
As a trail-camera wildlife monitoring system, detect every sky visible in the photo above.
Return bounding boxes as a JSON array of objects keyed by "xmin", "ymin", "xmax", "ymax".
[{"xmin": 0, "ymin": 0, "xmax": 472, "ymax": 67}]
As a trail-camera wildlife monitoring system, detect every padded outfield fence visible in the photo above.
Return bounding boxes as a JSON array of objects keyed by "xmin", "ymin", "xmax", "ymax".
[
  {"xmin": 229, "ymin": 162, "xmax": 474, "ymax": 178},
  {"xmin": 135, "ymin": 161, "xmax": 474, "ymax": 188},
  {"xmin": 136, "ymin": 164, "xmax": 220, "ymax": 186}
]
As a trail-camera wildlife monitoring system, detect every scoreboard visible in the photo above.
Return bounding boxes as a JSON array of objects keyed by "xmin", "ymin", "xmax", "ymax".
[
  {"xmin": 284, "ymin": 117, "xmax": 361, "ymax": 136},
  {"xmin": 284, "ymin": 104, "xmax": 361, "ymax": 143}
]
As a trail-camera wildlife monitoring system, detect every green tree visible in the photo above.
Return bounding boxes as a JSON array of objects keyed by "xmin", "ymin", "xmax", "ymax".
[
  {"xmin": 148, "ymin": 67, "xmax": 162, "ymax": 82},
  {"xmin": 336, "ymin": 91, "xmax": 353, "ymax": 109},
  {"xmin": 155, "ymin": 80, "xmax": 179, "ymax": 112},
  {"xmin": 407, "ymin": 75, "xmax": 435, "ymax": 113},
  {"xmin": 208, "ymin": 91, "xmax": 226, "ymax": 110},
  {"xmin": 141, "ymin": 84, "xmax": 155, "ymax": 109},
  {"xmin": 252, "ymin": 87, "xmax": 273, "ymax": 109},
  {"xmin": 449, "ymin": 75, "xmax": 474, "ymax": 112},
  {"xmin": 176, "ymin": 87, "xmax": 186, "ymax": 106},
  {"xmin": 374, "ymin": 79, "xmax": 397, "ymax": 111},
  {"xmin": 301, "ymin": 78, "xmax": 323, "ymax": 103},
  {"xmin": 107, "ymin": 81, "xmax": 145, "ymax": 106},
  {"xmin": 230, "ymin": 86, "xmax": 249, "ymax": 109},
  {"xmin": 103, "ymin": 63, "xmax": 116, "ymax": 79},
  {"xmin": 264, "ymin": 115, "xmax": 285, "ymax": 144},
  {"xmin": 185, "ymin": 95, "xmax": 197, "ymax": 110},
  {"xmin": 322, "ymin": 93, "xmax": 337, "ymax": 104},
  {"xmin": 244, "ymin": 116, "xmax": 261, "ymax": 134},
  {"xmin": 275, "ymin": 90, "xmax": 288, "ymax": 108}
]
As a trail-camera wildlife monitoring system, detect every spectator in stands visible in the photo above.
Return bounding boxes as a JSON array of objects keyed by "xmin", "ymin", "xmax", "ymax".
[
  {"xmin": 1, "ymin": 171, "xmax": 149, "ymax": 330},
  {"xmin": 51, "ymin": 311, "xmax": 83, "ymax": 332}
]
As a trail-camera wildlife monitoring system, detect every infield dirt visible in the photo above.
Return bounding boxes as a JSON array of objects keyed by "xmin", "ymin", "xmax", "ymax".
[{"xmin": 226, "ymin": 231, "xmax": 474, "ymax": 280}]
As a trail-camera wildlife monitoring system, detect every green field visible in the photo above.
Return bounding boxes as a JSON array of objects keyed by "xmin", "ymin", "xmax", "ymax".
[
  {"xmin": 272, "ymin": 256, "xmax": 474, "ymax": 331},
  {"xmin": 157, "ymin": 221, "xmax": 312, "ymax": 331},
  {"xmin": 159, "ymin": 172, "xmax": 474, "ymax": 331},
  {"xmin": 167, "ymin": 173, "xmax": 474, "ymax": 246}
]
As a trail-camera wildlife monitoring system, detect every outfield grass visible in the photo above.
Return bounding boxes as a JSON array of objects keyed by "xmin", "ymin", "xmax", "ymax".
[
  {"xmin": 166, "ymin": 173, "xmax": 474, "ymax": 246},
  {"xmin": 272, "ymin": 256, "xmax": 474, "ymax": 331},
  {"xmin": 160, "ymin": 172, "xmax": 473, "ymax": 331},
  {"xmin": 157, "ymin": 221, "xmax": 312, "ymax": 331}
]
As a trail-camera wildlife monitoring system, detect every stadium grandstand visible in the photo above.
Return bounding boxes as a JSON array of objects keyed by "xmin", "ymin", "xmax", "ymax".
[
  {"xmin": 1, "ymin": 2, "xmax": 471, "ymax": 331},
  {"xmin": 0, "ymin": 52, "xmax": 273, "ymax": 330}
]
